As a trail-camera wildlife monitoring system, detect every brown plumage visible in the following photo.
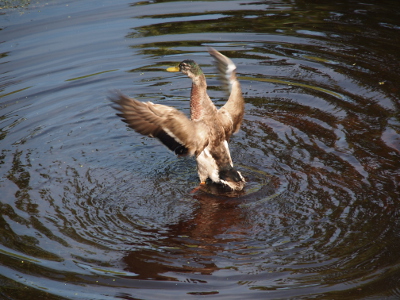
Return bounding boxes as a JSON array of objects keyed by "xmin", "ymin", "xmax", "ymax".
[{"xmin": 111, "ymin": 48, "xmax": 245, "ymax": 191}]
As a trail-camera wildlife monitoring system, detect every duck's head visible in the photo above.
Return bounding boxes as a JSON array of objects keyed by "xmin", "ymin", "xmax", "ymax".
[
  {"xmin": 167, "ymin": 60, "xmax": 203, "ymax": 79},
  {"xmin": 179, "ymin": 60, "xmax": 203, "ymax": 77}
]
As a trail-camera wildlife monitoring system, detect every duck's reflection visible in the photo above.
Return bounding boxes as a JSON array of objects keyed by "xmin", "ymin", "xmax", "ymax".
[
  {"xmin": 123, "ymin": 180, "xmax": 276, "ymax": 280},
  {"xmin": 124, "ymin": 177, "xmax": 279, "ymax": 280}
]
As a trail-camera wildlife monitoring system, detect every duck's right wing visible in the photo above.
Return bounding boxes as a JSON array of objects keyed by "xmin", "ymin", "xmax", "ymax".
[
  {"xmin": 111, "ymin": 92, "xmax": 208, "ymax": 157},
  {"xmin": 208, "ymin": 48, "xmax": 245, "ymax": 138}
]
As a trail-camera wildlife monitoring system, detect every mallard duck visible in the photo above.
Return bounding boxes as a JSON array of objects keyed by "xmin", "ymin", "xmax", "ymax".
[{"xmin": 111, "ymin": 48, "xmax": 245, "ymax": 191}]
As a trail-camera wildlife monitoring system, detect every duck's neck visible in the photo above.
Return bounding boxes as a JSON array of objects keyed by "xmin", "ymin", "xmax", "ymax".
[{"xmin": 190, "ymin": 75, "xmax": 208, "ymax": 121}]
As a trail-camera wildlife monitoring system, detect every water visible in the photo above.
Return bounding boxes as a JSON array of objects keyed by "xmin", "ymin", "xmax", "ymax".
[{"xmin": 1, "ymin": 0, "xmax": 399, "ymax": 299}]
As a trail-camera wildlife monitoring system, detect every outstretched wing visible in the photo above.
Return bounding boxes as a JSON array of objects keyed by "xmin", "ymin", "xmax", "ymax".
[
  {"xmin": 111, "ymin": 92, "xmax": 208, "ymax": 156},
  {"xmin": 208, "ymin": 48, "xmax": 245, "ymax": 138}
]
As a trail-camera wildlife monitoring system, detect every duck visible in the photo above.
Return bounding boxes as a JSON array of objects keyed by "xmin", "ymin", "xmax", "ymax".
[{"xmin": 111, "ymin": 48, "xmax": 245, "ymax": 191}]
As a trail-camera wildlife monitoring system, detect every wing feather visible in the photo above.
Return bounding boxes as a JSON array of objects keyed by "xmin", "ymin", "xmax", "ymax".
[
  {"xmin": 111, "ymin": 92, "xmax": 208, "ymax": 156},
  {"xmin": 208, "ymin": 48, "xmax": 245, "ymax": 138}
]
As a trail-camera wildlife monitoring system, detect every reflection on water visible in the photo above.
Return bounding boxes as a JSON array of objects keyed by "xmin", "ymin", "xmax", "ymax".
[{"xmin": 1, "ymin": 0, "xmax": 400, "ymax": 299}]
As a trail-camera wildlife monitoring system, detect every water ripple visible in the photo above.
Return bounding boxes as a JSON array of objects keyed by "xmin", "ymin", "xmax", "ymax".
[{"xmin": 0, "ymin": 0, "xmax": 399, "ymax": 299}]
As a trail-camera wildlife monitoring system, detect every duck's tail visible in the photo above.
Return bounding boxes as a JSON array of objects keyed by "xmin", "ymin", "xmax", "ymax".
[{"xmin": 219, "ymin": 166, "xmax": 245, "ymax": 191}]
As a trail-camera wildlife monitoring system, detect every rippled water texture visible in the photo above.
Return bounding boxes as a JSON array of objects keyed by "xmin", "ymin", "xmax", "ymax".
[{"xmin": 1, "ymin": 0, "xmax": 400, "ymax": 299}]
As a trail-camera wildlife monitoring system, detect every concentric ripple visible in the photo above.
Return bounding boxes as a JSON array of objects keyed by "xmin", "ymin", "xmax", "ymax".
[{"xmin": 0, "ymin": 0, "xmax": 399, "ymax": 299}]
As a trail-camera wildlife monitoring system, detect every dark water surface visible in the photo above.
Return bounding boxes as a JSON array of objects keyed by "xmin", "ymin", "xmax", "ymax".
[{"xmin": 1, "ymin": 0, "xmax": 400, "ymax": 299}]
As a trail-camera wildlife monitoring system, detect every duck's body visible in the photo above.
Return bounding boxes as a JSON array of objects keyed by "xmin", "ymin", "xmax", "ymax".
[{"xmin": 111, "ymin": 48, "xmax": 245, "ymax": 191}]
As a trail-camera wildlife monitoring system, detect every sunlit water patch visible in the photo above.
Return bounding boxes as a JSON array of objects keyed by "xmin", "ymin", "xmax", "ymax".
[{"xmin": 0, "ymin": 0, "xmax": 400, "ymax": 299}]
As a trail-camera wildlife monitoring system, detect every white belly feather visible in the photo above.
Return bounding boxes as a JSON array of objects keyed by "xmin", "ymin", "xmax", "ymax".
[{"xmin": 196, "ymin": 141, "xmax": 233, "ymax": 183}]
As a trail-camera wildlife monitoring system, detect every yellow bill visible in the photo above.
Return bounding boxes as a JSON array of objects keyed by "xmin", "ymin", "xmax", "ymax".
[{"xmin": 166, "ymin": 66, "xmax": 180, "ymax": 72}]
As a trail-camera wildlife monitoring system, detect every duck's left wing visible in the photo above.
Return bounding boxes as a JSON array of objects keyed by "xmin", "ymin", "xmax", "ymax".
[
  {"xmin": 208, "ymin": 48, "xmax": 245, "ymax": 138},
  {"xmin": 111, "ymin": 93, "xmax": 208, "ymax": 157}
]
